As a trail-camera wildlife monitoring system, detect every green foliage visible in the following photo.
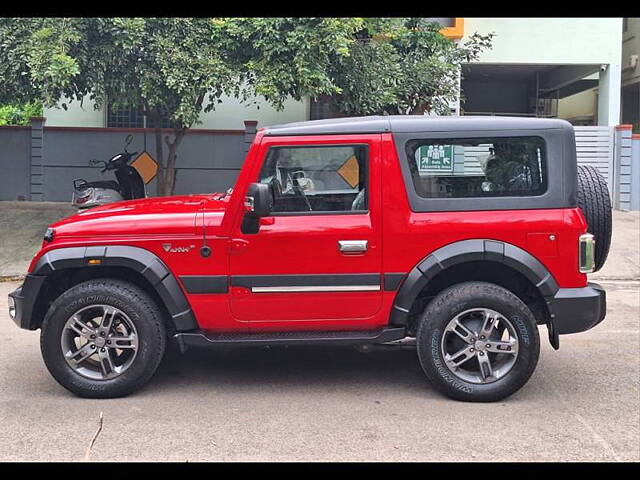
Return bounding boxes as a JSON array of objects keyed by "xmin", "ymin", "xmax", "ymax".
[
  {"xmin": 0, "ymin": 17, "xmax": 492, "ymax": 194},
  {"xmin": 0, "ymin": 17, "xmax": 46, "ymax": 105},
  {"xmin": 329, "ymin": 18, "xmax": 494, "ymax": 115},
  {"xmin": 212, "ymin": 18, "xmax": 363, "ymax": 109},
  {"xmin": 0, "ymin": 102, "xmax": 43, "ymax": 126},
  {"xmin": 213, "ymin": 17, "xmax": 493, "ymax": 116}
]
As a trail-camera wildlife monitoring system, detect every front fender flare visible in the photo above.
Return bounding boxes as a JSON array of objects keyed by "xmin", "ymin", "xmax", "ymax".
[{"xmin": 32, "ymin": 245, "xmax": 197, "ymax": 331}]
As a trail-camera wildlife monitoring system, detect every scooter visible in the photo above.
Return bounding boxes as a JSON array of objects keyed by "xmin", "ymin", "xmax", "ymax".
[{"xmin": 72, "ymin": 134, "xmax": 146, "ymax": 209}]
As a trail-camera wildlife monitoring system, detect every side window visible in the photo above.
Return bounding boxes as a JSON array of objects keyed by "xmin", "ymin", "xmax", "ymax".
[
  {"xmin": 258, "ymin": 145, "xmax": 368, "ymax": 214},
  {"xmin": 405, "ymin": 136, "xmax": 547, "ymax": 198}
]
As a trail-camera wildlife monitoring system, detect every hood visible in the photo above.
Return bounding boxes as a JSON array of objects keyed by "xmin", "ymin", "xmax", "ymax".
[{"xmin": 50, "ymin": 193, "xmax": 230, "ymax": 238}]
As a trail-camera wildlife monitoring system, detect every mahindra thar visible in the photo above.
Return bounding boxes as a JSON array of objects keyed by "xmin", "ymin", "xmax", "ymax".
[{"xmin": 8, "ymin": 116, "xmax": 612, "ymax": 402}]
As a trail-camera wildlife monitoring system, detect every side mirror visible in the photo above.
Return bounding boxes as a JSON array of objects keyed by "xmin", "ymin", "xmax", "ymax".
[
  {"xmin": 241, "ymin": 183, "xmax": 274, "ymax": 234},
  {"xmin": 124, "ymin": 134, "xmax": 133, "ymax": 151},
  {"xmin": 245, "ymin": 182, "xmax": 273, "ymax": 217}
]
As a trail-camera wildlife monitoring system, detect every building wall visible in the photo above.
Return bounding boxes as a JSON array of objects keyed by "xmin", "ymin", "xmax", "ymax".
[
  {"xmin": 463, "ymin": 18, "xmax": 622, "ymax": 64},
  {"xmin": 0, "ymin": 127, "xmax": 31, "ymax": 200},
  {"xmin": 557, "ymin": 88, "xmax": 598, "ymax": 122},
  {"xmin": 44, "ymin": 94, "xmax": 310, "ymax": 130},
  {"xmin": 0, "ymin": 124, "xmax": 249, "ymax": 202},
  {"xmin": 462, "ymin": 18, "xmax": 622, "ymax": 126},
  {"xmin": 43, "ymin": 95, "xmax": 105, "ymax": 128},
  {"xmin": 621, "ymin": 18, "xmax": 640, "ymax": 133},
  {"xmin": 622, "ymin": 17, "xmax": 640, "ymax": 87}
]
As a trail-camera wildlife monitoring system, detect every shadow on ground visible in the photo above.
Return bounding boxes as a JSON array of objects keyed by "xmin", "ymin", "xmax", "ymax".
[{"xmin": 151, "ymin": 342, "xmax": 432, "ymax": 397}]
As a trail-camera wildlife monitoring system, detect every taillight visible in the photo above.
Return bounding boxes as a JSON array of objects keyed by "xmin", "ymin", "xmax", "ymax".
[
  {"xmin": 8, "ymin": 295, "xmax": 16, "ymax": 320},
  {"xmin": 578, "ymin": 233, "xmax": 595, "ymax": 273},
  {"xmin": 75, "ymin": 189, "xmax": 92, "ymax": 204}
]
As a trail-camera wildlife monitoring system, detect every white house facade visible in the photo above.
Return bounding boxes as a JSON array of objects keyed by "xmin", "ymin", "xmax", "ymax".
[{"xmin": 43, "ymin": 18, "xmax": 625, "ymax": 130}]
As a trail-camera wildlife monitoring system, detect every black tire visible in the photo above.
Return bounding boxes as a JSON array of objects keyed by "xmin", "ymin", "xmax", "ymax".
[
  {"xmin": 417, "ymin": 282, "xmax": 540, "ymax": 402},
  {"xmin": 40, "ymin": 278, "xmax": 166, "ymax": 398},
  {"xmin": 577, "ymin": 165, "xmax": 612, "ymax": 272}
]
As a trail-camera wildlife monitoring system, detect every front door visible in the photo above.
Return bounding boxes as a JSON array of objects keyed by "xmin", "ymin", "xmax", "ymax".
[{"xmin": 229, "ymin": 135, "xmax": 383, "ymax": 330}]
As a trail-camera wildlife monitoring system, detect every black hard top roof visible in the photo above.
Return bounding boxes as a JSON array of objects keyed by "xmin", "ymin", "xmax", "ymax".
[{"xmin": 262, "ymin": 115, "xmax": 573, "ymax": 136}]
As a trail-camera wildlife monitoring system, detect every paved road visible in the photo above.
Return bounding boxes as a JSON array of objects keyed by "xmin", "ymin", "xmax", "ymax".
[{"xmin": 0, "ymin": 280, "xmax": 638, "ymax": 462}]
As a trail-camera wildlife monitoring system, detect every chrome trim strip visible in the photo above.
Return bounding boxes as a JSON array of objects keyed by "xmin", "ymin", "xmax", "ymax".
[{"xmin": 251, "ymin": 285, "xmax": 381, "ymax": 293}]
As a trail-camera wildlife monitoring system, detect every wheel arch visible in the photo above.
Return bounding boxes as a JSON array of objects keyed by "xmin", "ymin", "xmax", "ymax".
[
  {"xmin": 389, "ymin": 239, "xmax": 559, "ymax": 331},
  {"xmin": 28, "ymin": 245, "xmax": 197, "ymax": 332}
]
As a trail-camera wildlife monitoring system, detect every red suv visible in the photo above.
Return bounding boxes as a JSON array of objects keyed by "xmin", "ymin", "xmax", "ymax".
[{"xmin": 8, "ymin": 116, "xmax": 612, "ymax": 402}]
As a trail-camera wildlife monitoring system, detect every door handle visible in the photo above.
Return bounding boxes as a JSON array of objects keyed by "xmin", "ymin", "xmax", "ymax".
[{"xmin": 338, "ymin": 240, "xmax": 368, "ymax": 254}]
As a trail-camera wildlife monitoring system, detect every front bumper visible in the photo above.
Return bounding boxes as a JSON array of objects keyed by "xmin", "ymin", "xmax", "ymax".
[
  {"xmin": 7, "ymin": 274, "xmax": 47, "ymax": 330},
  {"xmin": 549, "ymin": 282, "xmax": 607, "ymax": 335}
]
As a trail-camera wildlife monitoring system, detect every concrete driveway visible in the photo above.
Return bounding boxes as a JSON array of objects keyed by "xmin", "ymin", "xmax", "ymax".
[{"xmin": 0, "ymin": 279, "xmax": 638, "ymax": 462}]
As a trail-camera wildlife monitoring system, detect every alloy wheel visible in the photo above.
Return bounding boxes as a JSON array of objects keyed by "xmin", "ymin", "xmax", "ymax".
[
  {"xmin": 441, "ymin": 308, "xmax": 519, "ymax": 384},
  {"xmin": 60, "ymin": 304, "xmax": 139, "ymax": 380}
]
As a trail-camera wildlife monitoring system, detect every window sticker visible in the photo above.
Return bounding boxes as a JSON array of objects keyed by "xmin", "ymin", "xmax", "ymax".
[{"xmin": 416, "ymin": 145, "xmax": 454, "ymax": 174}]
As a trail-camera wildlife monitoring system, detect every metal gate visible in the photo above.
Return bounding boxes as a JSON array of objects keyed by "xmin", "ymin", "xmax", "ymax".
[{"xmin": 573, "ymin": 126, "xmax": 615, "ymax": 196}]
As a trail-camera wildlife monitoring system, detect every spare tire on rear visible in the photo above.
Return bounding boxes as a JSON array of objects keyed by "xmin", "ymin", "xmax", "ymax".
[{"xmin": 576, "ymin": 165, "xmax": 612, "ymax": 272}]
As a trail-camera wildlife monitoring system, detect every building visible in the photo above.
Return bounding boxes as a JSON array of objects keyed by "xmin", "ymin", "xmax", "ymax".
[
  {"xmin": 621, "ymin": 17, "xmax": 640, "ymax": 132},
  {"xmin": 43, "ymin": 18, "xmax": 625, "ymax": 129},
  {"xmin": 459, "ymin": 18, "xmax": 622, "ymax": 127}
]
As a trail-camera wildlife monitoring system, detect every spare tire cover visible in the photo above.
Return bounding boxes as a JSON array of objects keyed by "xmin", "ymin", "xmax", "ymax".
[{"xmin": 576, "ymin": 165, "xmax": 612, "ymax": 272}]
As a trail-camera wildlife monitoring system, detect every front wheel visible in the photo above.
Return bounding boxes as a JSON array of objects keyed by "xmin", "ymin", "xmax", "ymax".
[
  {"xmin": 417, "ymin": 282, "xmax": 540, "ymax": 402},
  {"xmin": 40, "ymin": 279, "xmax": 166, "ymax": 398}
]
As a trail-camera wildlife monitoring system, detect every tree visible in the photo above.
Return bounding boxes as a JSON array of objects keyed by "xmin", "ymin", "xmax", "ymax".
[
  {"xmin": 215, "ymin": 18, "xmax": 492, "ymax": 117},
  {"xmin": 0, "ymin": 18, "xmax": 47, "ymax": 105},
  {"xmin": 211, "ymin": 18, "xmax": 364, "ymax": 109},
  {"xmin": 328, "ymin": 18, "xmax": 494, "ymax": 116},
  {"xmin": 11, "ymin": 17, "xmax": 363, "ymax": 196},
  {"xmin": 4, "ymin": 17, "xmax": 492, "ymax": 195},
  {"xmin": 20, "ymin": 18, "xmax": 242, "ymax": 196},
  {"xmin": 0, "ymin": 18, "xmax": 48, "ymax": 126},
  {"xmin": 0, "ymin": 102, "xmax": 43, "ymax": 126}
]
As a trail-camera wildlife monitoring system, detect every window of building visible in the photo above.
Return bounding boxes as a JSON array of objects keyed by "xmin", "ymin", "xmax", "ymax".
[
  {"xmin": 404, "ymin": 136, "xmax": 547, "ymax": 198},
  {"xmin": 106, "ymin": 104, "xmax": 174, "ymax": 128},
  {"xmin": 107, "ymin": 105, "xmax": 145, "ymax": 128},
  {"xmin": 258, "ymin": 145, "xmax": 368, "ymax": 214}
]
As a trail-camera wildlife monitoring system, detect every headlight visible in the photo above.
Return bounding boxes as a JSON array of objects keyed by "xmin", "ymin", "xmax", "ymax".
[{"xmin": 579, "ymin": 233, "xmax": 595, "ymax": 273}]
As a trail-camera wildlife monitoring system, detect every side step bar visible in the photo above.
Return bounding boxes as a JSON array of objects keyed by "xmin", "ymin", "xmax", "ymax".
[{"xmin": 173, "ymin": 328, "xmax": 406, "ymax": 353}]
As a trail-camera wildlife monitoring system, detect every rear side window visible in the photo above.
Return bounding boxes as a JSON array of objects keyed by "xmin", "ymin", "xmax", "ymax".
[{"xmin": 404, "ymin": 136, "xmax": 547, "ymax": 198}]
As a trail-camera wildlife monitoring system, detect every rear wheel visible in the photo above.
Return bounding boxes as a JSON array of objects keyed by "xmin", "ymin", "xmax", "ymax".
[
  {"xmin": 417, "ymin": 282, "xmax": 540, "ymax": 402},
  {"xmin": 40, "ymin": 279, "xmax": 166, "ymax": 398}
]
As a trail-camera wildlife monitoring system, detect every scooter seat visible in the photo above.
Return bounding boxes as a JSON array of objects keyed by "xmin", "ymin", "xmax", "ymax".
[{"xmin": 78, "ymin": 180, "xmax": 120, "ymax": 190}]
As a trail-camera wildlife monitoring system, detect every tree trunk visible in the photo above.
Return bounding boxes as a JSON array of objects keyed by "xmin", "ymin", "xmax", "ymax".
[
  {"xmin": 147, "ymin": 108, "xmax": 167, "ymax": 197},
  {"xmin": 154, "ymin": 126, "xmax": 167, "ymax": 196},
  {"xmin": 160, "ymin": 128, "xmax": 187, "ymax": 197},
  {"xmin": 147, "ymin": 93, "xmax": 204, "ymax": 197}
]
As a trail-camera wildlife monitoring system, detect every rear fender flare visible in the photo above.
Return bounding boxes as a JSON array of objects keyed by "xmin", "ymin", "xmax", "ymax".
[{"xmin": 389, "ymin": 239, "xmax": 559, "ymax": 326}]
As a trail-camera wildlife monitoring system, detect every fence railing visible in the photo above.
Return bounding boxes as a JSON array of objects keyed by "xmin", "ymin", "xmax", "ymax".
[{"xmin": 574, "ymin": 126, "xmax": 615, "ymax": 197}]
